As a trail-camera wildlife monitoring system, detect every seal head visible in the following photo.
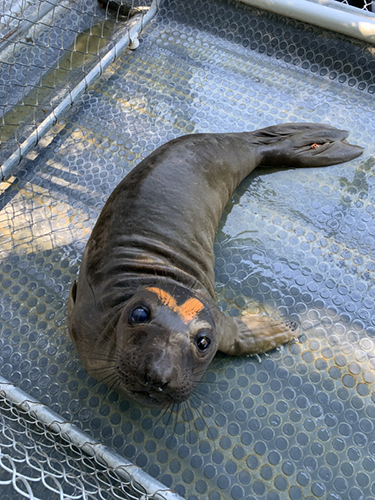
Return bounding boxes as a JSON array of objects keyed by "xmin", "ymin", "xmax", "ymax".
[{"xmin": 70, "ymin": 281, "xmax": 217, "ymax": 407}]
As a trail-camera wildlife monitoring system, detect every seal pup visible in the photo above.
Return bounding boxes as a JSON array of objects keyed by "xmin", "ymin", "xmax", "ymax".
[{"xmin": 68, "ymin": 123, "xmax": 363, "ymax": 407}]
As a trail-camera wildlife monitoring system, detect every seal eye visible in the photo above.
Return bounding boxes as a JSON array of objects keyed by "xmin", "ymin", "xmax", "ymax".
[
  {"xmin": 130, "ymin": 306, "xmax": 150, "ymax": 324},
  {"xmin": 195, "ymin": 331, "xmax": 212, "ymax": 352}
]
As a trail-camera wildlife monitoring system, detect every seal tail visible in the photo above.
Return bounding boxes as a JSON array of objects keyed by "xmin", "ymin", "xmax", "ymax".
[{"xmin": 251, "ymin": 123, "xmax": 364, "ymax": 168}]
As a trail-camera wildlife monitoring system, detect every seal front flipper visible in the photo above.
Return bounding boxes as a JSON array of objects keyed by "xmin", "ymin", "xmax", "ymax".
[{"xmin": 217, "ymin": 313, "xmax": 299, "ymax": 356}]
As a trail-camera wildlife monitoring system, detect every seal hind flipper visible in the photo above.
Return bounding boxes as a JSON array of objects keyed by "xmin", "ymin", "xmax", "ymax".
[
  {"xmin": 218, "ymin": 314, "xmax": 299, "ymax": 356},
  {"xmin": 256, "ymin": 123, "xmax": 364, "ymax": 168}
]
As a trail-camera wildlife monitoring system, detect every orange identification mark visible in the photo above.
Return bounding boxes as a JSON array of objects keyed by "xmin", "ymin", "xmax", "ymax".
[{"xmin": 146, "ymin": 287, "xmax": 204, "ymax": 324}]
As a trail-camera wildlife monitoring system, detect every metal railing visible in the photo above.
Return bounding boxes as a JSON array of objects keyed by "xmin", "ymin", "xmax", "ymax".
[{"xmin": 0, "ymin": 0, "xmax": 159, "ymax": 180}]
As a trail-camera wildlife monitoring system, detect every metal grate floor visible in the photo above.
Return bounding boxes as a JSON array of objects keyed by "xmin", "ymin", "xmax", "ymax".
[{"xmin": 1, "ymin": 0, "xmax": 375, "ymax": 499}]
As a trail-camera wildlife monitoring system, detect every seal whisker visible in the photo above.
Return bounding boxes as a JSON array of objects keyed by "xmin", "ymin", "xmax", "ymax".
[
  {"xmin": 190, "ymin": 389, "xmax": 215, "ymax": 409},
  {"xmin": 88, "ymin": 367, "xmax": 120, "ymax": 386},
  {"xmin": 151, "ymin": 402, "xmax": 175, "ymax": 431},
  {"xmin": 165, "ymin": 405, "xmax": 181, "ymax": 448},
  {"xmin": 189, "ymin": 395, "xmax": 217, "ymax": 443},
  {"xmin": 74, "ymin": 348, "xmax": 120, "ymax": 369},
  {"xmin": 78, "ymin": 368, "xmax": 124, "ymax": 404},
  {"xmin": 190, "ymin": 376, "xmax": 227, "ymax": 412},
  {"xmin": 179, "ymin": 400, "xmax": 194, "ymax": 446},
  {"xmin": 164, "ymin": 407, "xmax": 175, "ymax": 428},
  {"xmin": 191, "ymin": 365, "xmax": 211, "ymax": 378},
  {"xmin": 103, "ymin": 373, "xmax": 125, "ymax": 400},
  {"xmin": 85, "ymin": 363, "xmax": 118, "ymax": 374},
  {"xmin": 74, "ymin": 347, "xmax": 117, "ymax": 361},
  {"xmin": 193, "ymin": 380, "xmax": 226, "ymax": 389}
]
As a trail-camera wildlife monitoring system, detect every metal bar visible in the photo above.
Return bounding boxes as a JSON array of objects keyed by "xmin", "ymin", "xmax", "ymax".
[
  {"xmin": 0, "ymin": 0, "xmax": 161, "ymax": 181},
  {"xmin": 0, "ymin": 374, "xmax": 184, "ymax": 500},
  {"xmin": 238, "ymin": 0, "xmax": 375, "ymax": 43},
  {"xmin": 0, "ymin": 0, "xmax": 63, "ymax": 52}
]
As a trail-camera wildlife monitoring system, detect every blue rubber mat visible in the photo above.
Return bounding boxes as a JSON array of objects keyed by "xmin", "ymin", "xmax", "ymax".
[{"xmin": 1, "ymin": 1, "xmax": 375, "ymax": 499}]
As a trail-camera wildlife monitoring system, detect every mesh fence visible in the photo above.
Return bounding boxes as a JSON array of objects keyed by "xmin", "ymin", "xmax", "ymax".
[
  {"xmin": 336, "ymin": 0, "xmax": 374, "ymax": 9},
  {"xmin": 0, "ymin": 0, "xmax": 155, "ymax": 179},
  {"xmin": 0, "ymin": 395, "xmax": 147, "ymax": 500},
  {"xmin": 0, "ymin": 393, "xmax": 163, "ymax": 500},
  {"xmin": 0, "ymin": 377, "xmax": 182, "ymax": 500}
]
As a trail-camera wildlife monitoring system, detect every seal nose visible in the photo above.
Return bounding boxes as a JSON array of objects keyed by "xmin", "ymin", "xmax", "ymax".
[
  {"xmin": 146, "ymin": 365, "xmax": 174, "ymax": 391},
  {"xmin": 145, "ymin": 352, "xmax": 175, "ymax": 391}
]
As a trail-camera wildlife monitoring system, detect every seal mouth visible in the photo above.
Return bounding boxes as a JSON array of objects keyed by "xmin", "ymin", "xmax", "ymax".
[{"xmin": 131, "ymin": 390, "xmax": 167, "ymax": 407}]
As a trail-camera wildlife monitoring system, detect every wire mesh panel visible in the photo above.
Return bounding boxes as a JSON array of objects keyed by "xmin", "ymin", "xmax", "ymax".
[
  {"xmin": 0, "ymin": 0, "xmax": 153, "ymax": 178},
  {"xmin": 0, "ymin": 379, "xmax": 183, "ymax": 500},
  {"xmin": 336, "ymin": 0, "xmax": 374, "ymax": 10},
  {"xmin": 0, "ymin": 392, "xmax": 158, "ymax": 500}
]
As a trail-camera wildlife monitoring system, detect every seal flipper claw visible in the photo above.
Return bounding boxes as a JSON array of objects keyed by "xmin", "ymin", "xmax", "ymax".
[{"xmin": 218, "ymin": 315, "xmax": 300, "ymax": 356}]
